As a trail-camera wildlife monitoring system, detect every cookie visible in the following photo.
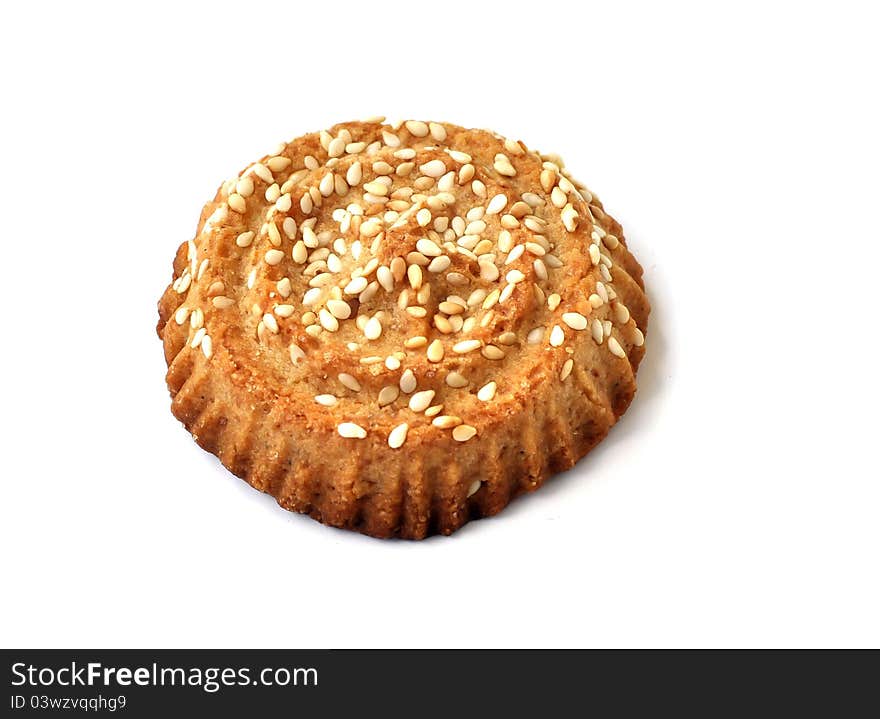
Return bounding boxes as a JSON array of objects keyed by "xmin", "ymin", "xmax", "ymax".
[{"xmin": 157, "ymin": 118, "xmax": 649, "ymax": 539}]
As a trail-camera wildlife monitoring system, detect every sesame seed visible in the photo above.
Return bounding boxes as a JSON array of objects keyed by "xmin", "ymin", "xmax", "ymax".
[
  {"xmin": 549, "ymin": 324, "xmax": 565, "ymax": 347},
  {"xmin": 632, "ymin": 328, "xmax": 645, "ymax": 347},
  {"xmin": 613, "ymin": 303, "xmax": 631, "ymax": 324},
  {"xmin": 388, "ymin": 423, "xmax": 409, "ymax": 449},
  {"xmin": 284, "ymin": 240, "xmax": 305, "ymax": 263},
  {"xmin": 300, "ymin": 193, "xmax": 313, "ymax": 214},
  {"xmin": 453, "ymin": 339, "xmax": 482, "ymax": 354},
  {"xmin": 479, "ymin": 261, "xmax": 500, "ymax": 281},
  {"xmin": 267, "ymin": 222, "xmax": 282, "ymax": 247},
  {"xmin": 480, "ymin": 345, "xmax": 504, "ymax": 361},
  {"xmin": 318, "ymin": 309, "xmax": 339, "ymax": 332},
  {"xmin": 437, "ymin": 301, "xmax": 463, "ymax": 316},
  {"xmin": 252, "ymin": 163, "xmax": 274, "ymax": 183},
  {"xmin": 429, "ymin": 122, "xmax": 447, "ymax": 141},
  {"xmin": 427, "ymin": 255, "xmax": 451, "ymax": 273},
  {"xmin": 201, "ymin": 335, "xmax": 213, "ymax": 358},
  {"xmin": 404, "ymin": 335, "xmax": 428, "ymax": 348},
  {"xmin": 190, "ymin": 327, "xmax": 206, "ymax": 349},
  {"xmin": 505, "ymin": 245, "xmax": 525, "ymax": 265},
  {"xmin": 562, "ymin": 312, "xmax": 588, "ymax": 330},
  {"xmin": 409, "ymin": 390, "xmax": 435, "ymax": 413},
  {"xmin": 290, "ymin": 343, "xmax": 305, "ymax": 363},
  {"xmin": 339, "ymin": 373, "xmax": 361, "ymax": 392},
  {"xmin": 608, "ymin": 336, "xmax": 626, "ymax": 358},
  {"xmin": 212, "ymin": 296, "xmax": 235, "ymax": 309},
  {"xmin": 276, "ymin": 193, "xmax": 293, "ymax": 213},
  {"xmin": 551, "ymin": 186, "xmax": 567, "ymax": 208},
  {"xmin": 378, "ymin": 385, "xmax": 400, "ymax": 407},
  {"xmin": 344, "ymin": 276, "xmax": 368, "ymax": 295},
  {"xmin": 467, "ymin": 479, "xmax": 482, "ymax": 497},
  {"xmin": 591, "ymin": 319, "xmax": 604, "ymax": 344},
  {"xmin": 227, "ymin": 194, "xmax": 246, "ymax": 213},
  {"xmin": 403, "ymin": 120, "xmax": 428, "ymax": 137},
  {"xmin": 260, "ymin": 313, "xmax": 278, "ymax": 334},
  {"xmin": 477, "ymin": 381, "xmax": 497, "ymax": 401},
  {"xmin": 458, "ymin": 164, "xmax": 475, "ymax": 184},
  {"xmin": 282, "ymin": 217, "xmax": 298, "ymax": 239},
  {"xmin": 445, "ymin": 372, "xmax": 468, "ymax": 388},
  {"xmin": 560, "ymin": 359, "xmax": 574, "ymax": 381},
  {"xmin": 399, "ymin": 369, "xmax": 417, "ymax": 394},
  {"xmin": 427, "ymin": 339, "xmax": 445, "ymax": 362},
  {"xmin": 315, "ymin": 394, "xmax": 337, "ymax": 407},
  {"xmin": 338, "ymin": 422, "xmax": 367, "ymax": 439},
  {"xmin": 448, "ymin": 149, "xmax": 472, "ymax": 163},
  {"xmin": 267, "ymin": 155, "xmax": 291, "ymax": 172},
  {"xmin": 453, "ymin": 425, "xmax": 477, "ymax": 442},
  {"xmin": 364, "ymin": 316, "xmax": 382, "ymax": 340},
  {"xmin": 432, "ymin": 415, "xmax": 462, "ymax": 429},
  {"xmin": 345, "ymin": 161, "xmax": 363, "ymax": 186},
  {"xmin": 274, "ymin": 304, "xmax": 295, "ymax": 318},
  {"xmin": 264, "ymin": 249, "xmax": 284, "ymax": 265},
  {"xmin": 327, "ymin": 137, "xmax": 345, "ymax": 158},
  {"xmin": 419, "ymin": 159, "xmax": 447, "ymax": 178},
  {"xmin": 326, "ymin": 299, "xmax": 352, "ymax": 319},
  {"xmin": 486, "ymin": 194, "xmax": 507, "ymax": 215},
  {"xmin": 561, "ymin": 205, "xmax": 579, "ymax": 231},
  {"xmin": 493, "ymin": 155, "xmax": 516, "ymax": 176},
  {"xmin": 407, "ymin": 264, "xmax": 423, "ymax": 290},
  {"xmin": 236, "ymin": 230, "xmax": 255, "ymax": 247}
]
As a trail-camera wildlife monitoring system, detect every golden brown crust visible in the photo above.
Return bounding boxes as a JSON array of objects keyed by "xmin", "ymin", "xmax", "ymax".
[{"xmin": 157, "ymin": 119, "xmax": 649, "ymax": 539}]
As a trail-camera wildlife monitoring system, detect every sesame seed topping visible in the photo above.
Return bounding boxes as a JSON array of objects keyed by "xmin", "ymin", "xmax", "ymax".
[
  {"xmin": 236, "ymin": 231, "xmax": 255, "ymax": 247},
  {"xmin": 339, "ymin": 373, "xmax": 361, "ymax": 392},
  {"xmin": 560, "ymin": 359, "xmax": 574, "ymax": 381},
  {"xmin": 633, "ymin": 328, "xmax": 645, "ymax": 347},
  {"xmin": 453, "ymin": 425, "xmax": 477, "ymax": 442},
  {"xmin": 315, "ymin": 394, "xmax": 338, "ymax": 406},
  {"xmin": 212, "ymin": 296, "xmax": 235, "ymax": 309},
  {"xmin": 486, "ymin": 194, "xmax": 508, "ymax": 215},
  {"xmin": 477, "ymin": 381, "xmax": 497, "ymax": 401},
  {"xmin": 378, "ymin": 385, "xmax": 399, "ymax": 407},
  {"xmin": 227, "ymin": 193, "xmax": 246, "ymax": 213},
  {"xmin": 338, "ymin": 422, "xmax": 367, "ymax": 439},
  {"xmin": 388, "ymin": 423, "xmax": 409, "ymax": 449},
  {"xmin": 265, "ymin": 249, "xmax": 284, "ymax": 266},
  {"xmin": 344, "ymin": 276, "xmax": 368, "ymax": 295},
  {"xmin": 419, "ymin": 159, "xmax": 447, "ymax": 178},
  {"xmin": 453, "ymin": 339, "xmax": 482, "ymax": 354},
  {"xmin": 427, "ymin": 339, "xmax": 445, "ymax": 363},
  {"xmin": 432, "ymin": 415, "xmax": 462, "ymax": 429},
  {"xmin": 562, "ymin": 312, "xmax": 588, "ymax": 330},
  {"xmin": 445, "ymin": 372, "xmax": 468, "ymax": 388},
  {"xmin": 608, "ymin": 336, "xmax": 626, "ymax": 358},
  {"xmin": 364, "ymin": 316, "xmax": 383, "ymax": 340},
  {"xmin": 467, "ymin": 480, "xmax": 482, "ymax": 497},
  {"xmin": 399, "ymin": 369, "xmax": 417, "ymax": 394},
  {"xmin": 549, "ymin": 325, "xmax": 565, "ymax": 347},
  {"xmin": 409, "ymin": 390, "xmax": 435, "ymax": 413}
]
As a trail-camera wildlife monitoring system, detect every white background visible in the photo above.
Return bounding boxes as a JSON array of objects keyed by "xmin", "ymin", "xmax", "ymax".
[{"xmin": 2, "ymin": 1, "xmax": 878, "ymax": 648}]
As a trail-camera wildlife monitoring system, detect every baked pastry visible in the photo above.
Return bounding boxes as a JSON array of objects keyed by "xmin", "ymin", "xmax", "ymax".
[{"xmin": 157, "ymin": 118, "xmax": 649, "ymax": 539}]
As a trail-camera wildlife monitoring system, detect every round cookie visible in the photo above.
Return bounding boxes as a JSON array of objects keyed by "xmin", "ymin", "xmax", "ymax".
[{"xmin": 157, "ymin": 118, "xmax": 649, "ymax": 539}]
